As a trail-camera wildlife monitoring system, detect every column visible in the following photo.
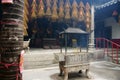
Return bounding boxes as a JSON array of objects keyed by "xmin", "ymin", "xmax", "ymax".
[{"xmin": 88, "ymin": 2, "xmax": 95, "ymax": 50}]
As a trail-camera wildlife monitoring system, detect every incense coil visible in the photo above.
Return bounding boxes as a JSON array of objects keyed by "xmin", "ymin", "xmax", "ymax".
[
  {"xmin": 0, "ymin": 27, "xmax": 23, "ymax": 31},
  {"xmin": 2, "ymin": 0, "xmax": 24, "ymax": 9},
  {"xmin": 14, "ymin": 0, "xmax": 24, "ymax": 6},
  {"xmin": 0, "ymin": 47, "xmax": 23, "ymax": 55},
  {"xmin": 2, "ymin": 13, "xmax": 23, "ymax": 20},
  {"xmin": 2, "ymin": 18, "xmax": 23, "ymax": 24},
  {"xmin": 0, "ymin": 37, "xmax": 23, "ymax": 40},
  {"xmin": 0, "ymin": 76, "xmax": 18, "ymax": 80},
  {"xmin": 0, "ymin": 48, "xmax": 22, "ymax": 52},
  {"xmin": 0, "ymin": 44, "xmax": 23, "ymax": 48},
  {"xmin": 0, "ymin": 51, "xmax": 23, "ymax": 55},
  {"xmin": 1, "ymin": 1, "xmax": 24, "ymax": 80},
  {"xmin": 0, "ymin": 52, "xmax": 21, "ymax": 55},
  {"xmin": 0, "ymin": 40, "xmax": 23, "ymax": 43},
  {"xmin": 0, "ymin": 44, "xmax": 23, "ymax": 47},
  {"xmin": 1, "ymin": 58, "xmax": 19, "ymax": 63},
  {"xmin": 0, "ymin": 38, "xmax": 23, "ymax": 41},
  {"xmin": 0, "ymin": 45, "xmax": 23, "ymax": 49},
  {"xmin": 0, "ymin": 31, "xmax": 23, "ymax": 34},
  {"xmin": 1, "ymin": 24, "xmax": 24, "ymax": 28},
  {"xmin": 3, "ymin": 7, "xmax": 23, "ymax": 15}
]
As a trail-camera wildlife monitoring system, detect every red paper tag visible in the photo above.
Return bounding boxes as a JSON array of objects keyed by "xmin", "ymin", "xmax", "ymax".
[{"xmin": 2, "ymin": 0, "xmax": 13, "ymax": 4}]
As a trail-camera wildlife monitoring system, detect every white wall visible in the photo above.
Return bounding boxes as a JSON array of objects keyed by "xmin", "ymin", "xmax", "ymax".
[
  {"xmin": 105, "ymin": 17, "xmax": 120, "ymax": 39},
  {"xmin": 112, "ymin": 23, "xmax": 120, "ymax": 39}
]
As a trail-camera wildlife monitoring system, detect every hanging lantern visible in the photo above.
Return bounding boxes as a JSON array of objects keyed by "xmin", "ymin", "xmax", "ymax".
[
  {"xmin": 86, "ymin": 23, "xmax": 90, "ymax": 28},
  {"xmin": 2, "ymin": 0, "xmax": 13, "ymax": 4},
  {"xmin": 51, "ymin": 0, "xmax": 58, "ymax": 3},
  {"xmin": 85, "ymin": 2, "xmax": 91, "ymax": 32},
  {"xmin": 86, "ymin": 23, "xmax": 91, "ymax": 32},
  {"xmin": 45, "ymin": 0, "xmax": 52, "ymax": 17},
  {"xmin": 86, "ymin": 18, "xmax": 90, "ymax": 22},
  {"xmin": 79, "ymin": 1, "xmax": 84, "ymax": 8},
  {"xmin": 86, "ymin": 2, "xmax": 91, "ymax": 11},
  {"xmin": 78, "ymin": 8, "xmax": 84, "ymax": 21},
  {"xmin": 31, "ymin": 0, "xmax": 37, "ymax": 19},
  {"xmin": 46, "ymin": 7, "xmax": 52, "ymax": 16}
]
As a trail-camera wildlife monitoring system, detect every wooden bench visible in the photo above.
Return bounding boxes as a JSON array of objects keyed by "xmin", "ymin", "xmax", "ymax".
[{"xmin": 54, "ymin": 52, "xmax": 90, "ymax": 80}]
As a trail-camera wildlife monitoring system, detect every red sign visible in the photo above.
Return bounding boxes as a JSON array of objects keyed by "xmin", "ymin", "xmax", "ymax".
[{"xmin": 2, "ymin": 0, "xmax": 13, "ymax": 4}]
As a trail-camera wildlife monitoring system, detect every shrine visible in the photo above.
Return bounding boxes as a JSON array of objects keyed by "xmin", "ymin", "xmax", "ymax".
[{"xmin": 0, "ymin": 0, "xmax": 120, "ymax": 80}]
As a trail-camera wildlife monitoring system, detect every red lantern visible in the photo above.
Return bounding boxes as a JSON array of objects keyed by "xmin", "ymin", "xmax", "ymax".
[{"xmin": 2, "ymin": 0, "xmax": 13, "ymax": 4}]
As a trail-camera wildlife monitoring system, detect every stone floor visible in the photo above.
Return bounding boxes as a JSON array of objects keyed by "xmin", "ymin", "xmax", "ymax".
[
  {"xmin": 23, "ymin": 48, "xmax": 120, "ymax": 80},
  {"xmin": 23, "ymin": 61, "xmax": 120, "ymax": 80}
]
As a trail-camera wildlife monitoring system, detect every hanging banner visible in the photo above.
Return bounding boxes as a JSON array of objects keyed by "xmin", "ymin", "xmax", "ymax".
[{"xmin": 2, "ymin": 0, "xmax": 13, "ymax": 4}]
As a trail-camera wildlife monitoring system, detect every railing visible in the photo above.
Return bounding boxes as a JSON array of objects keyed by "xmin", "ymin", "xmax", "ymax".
[{"xmin": 96, "ymin": 38, "xmax": 120, "ymax": 64}]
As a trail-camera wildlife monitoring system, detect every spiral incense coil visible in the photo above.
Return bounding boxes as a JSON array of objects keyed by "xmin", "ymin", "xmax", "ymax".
[
  {"xmin": 0, "ymin": 76, "xmax": 19, "ymax": 80},
  {"xmin": 2, "ymin": 13, "xmax": 23, "ymax": 21},
  {"xmin": 3, "ymin": 8, "xmax": 23, "ymax": 15},
  {"xmin": 2, "ymin": 18, "xmax": 23, "ymax": 24},
  {"xmin": 0, "ymin": 0, "xmax": 24, "ymax": 80}
]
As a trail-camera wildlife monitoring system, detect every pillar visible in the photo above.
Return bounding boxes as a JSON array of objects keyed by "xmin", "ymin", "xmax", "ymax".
[{"xmin": 88, "ymin": 1, "xmax": 95, "ymax": 50}]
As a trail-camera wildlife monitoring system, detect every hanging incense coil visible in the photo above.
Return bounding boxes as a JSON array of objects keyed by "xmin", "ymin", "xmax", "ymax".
[
  {"xmin": 3, "ymin": 7, "xmax": 23, "ymax": 15},
  {"xmin": 1, "ymin": 55, "xmax": 19, "ymax": 63},
  {"xmin": 0, "ymin": 0, "xmax": 24, "ymax": 80},
  {"xmin": 71, "ymin": 0, "xmax": 78, "ymax": 20},
  {"xmin": 1, "ymin": 18, "xmax": 23, "ymax": 25},
  {"xmin": 2, "ymin": 13, "xmax": 23, "ymax": 21},
  {"xmin": 2, "ymin": 2, "xmax": 24, "ymax": 11},
  {"xmin": 38, "ymin": 0, "xmax": 45, "ymax": 17}
]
